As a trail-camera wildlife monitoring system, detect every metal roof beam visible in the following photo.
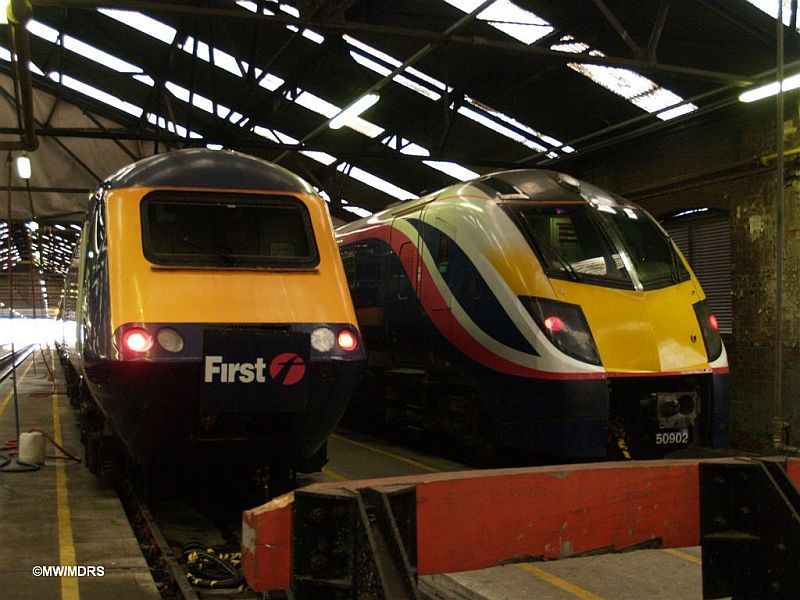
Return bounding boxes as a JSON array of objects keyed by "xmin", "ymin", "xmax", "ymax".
[{"xmin": 30, "ymin": 0, "xmax": 753, "ymax": 85}]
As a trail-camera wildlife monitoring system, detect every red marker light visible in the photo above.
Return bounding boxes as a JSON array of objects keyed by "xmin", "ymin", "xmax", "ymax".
[
  {"xmin": 337, "ymin": 329, "xmax": 358, "ymax": 352},
  {"xmin": 544, "ymin": 316, "xmax": 565, "ymax": 333},
  {"xmin": 122, "ymin": 328, "xmax": 153, "ymax": 354},
  {"xmin": 708, "ymin": 314, "xmax": 719, "ymax": 332}
]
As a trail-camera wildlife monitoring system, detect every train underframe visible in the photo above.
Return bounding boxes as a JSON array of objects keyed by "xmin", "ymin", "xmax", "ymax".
[
  {"xmin": 346, "ymin": 364, "xmax": 729, "ymax": 463},
  {"xmin": 61, "ymin": 356, "xmax": 361, "ymax": 498}
]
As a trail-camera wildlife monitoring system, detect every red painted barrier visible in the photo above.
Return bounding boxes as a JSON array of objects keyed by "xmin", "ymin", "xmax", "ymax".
[{"xmin": 241, "ymin": 457, "xmax": 800, "ymax": 592}]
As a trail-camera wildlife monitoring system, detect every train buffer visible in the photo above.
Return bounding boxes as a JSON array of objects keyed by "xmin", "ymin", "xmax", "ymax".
[{"xmin": 242, "ymin": 457, "xmax": 800, "ymax": 599}]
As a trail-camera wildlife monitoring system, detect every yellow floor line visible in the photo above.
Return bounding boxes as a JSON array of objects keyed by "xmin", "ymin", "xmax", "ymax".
[
  {"xmin": 330, "ymin": 433, "xmax": 441, "ymax": 473},
  {"xmin": 515, "ymin": 563, "xmax": 606, "ymax": 600},
  {"xmin": 661, "ymin": 547, "xmax": 702, "ymax": 565},
  {"xmin": 53, "ymin": 390, "xmax": 80, "ymax": 599},
  {"xmin": 321, "ymin": 466, "xmax": 349, "ymax": 481},
  {"xmin": 0, "ymin": 361, "xmax": 35, "ymax": 416}
]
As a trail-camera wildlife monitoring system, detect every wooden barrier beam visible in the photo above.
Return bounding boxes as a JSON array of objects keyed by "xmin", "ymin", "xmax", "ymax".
[{"xmin": 241, "ymin": 457, "xmax": 800, "ymax": 593}]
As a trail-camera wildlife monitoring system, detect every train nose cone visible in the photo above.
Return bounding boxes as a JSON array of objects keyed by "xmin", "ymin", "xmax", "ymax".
[{"xmin": 566, "ymin": 284, "xmax": 710, "ymax": 373}]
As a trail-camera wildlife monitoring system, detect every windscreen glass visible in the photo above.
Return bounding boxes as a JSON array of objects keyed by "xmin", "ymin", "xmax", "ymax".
[
  {"xmin": 141, "ymin": 192, "xmax": 318, "ymax": 268},
  {"xmin": 506, "ymin": 202, "xmax": 688, "ymax": 290},
  {"xmin": 596, "ymin": 206, "xmax": 689, "ymax": 288}
]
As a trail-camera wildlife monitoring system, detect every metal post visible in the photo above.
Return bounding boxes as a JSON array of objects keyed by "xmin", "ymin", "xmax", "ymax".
[{"xmin": 775, "ymin": 0, "xmax": 785, "ymax": 437}]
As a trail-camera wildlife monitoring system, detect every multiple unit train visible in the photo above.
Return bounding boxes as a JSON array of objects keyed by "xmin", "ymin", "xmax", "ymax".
[
  {"xmin": 57, "ymin": 149, "xmax": 364, "ymax": 492},
  {"xmin": 336, "ymin": 170, "xmax": 729, "ymax": 459},
  {"xmin": 57, "ymin": 155, "xmax": 730, "ymax": 486}
]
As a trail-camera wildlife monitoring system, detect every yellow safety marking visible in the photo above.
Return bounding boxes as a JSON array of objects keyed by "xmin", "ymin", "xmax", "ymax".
[
  {"xmin": 321, "ymin": 466, "xmax": 349, "ymax": 481},
  {"xmin": 0, "ymin": 360, "xmax": 35, "ymax": 415},
  {"xmin": 661, "ymin": 548, "xmax": 702, "ymax": 565},
  {"xmin": 515, "ymin": 563, "xmax": 606, "ymax": 600},
  {"xmin": 53, "ymin": 393, "xmax": 80, "ymax": 600},
  {"xmin": 330, "ymin": 433, "xmax": 440, "ymax": 473}
]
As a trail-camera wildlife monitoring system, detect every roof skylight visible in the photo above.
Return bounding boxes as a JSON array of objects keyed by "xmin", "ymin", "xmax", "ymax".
[
  {"xmin": 443, "ymin": 2, "xmax": 698, "ymax": 124},
  {"xmin": 48, "ymin": 72, "xmax": 144, "ymax": 118},
  {"xmin": 165, "ymin": 81, "xmax": 233, "ymax": 120},
  {"xmin": 746, "ymin": 0, "xmax": 799, "ymax": 28},
  {"xmin": 441, "ymin": 0, "xmax": 553, "ymax": 45},
  {"xmin": 99, "ymin": 9, "xmax": 177, "ymax": 45},
  {"xmin": 551, "ymin": 37, "xmax": 697, "ymax": 121},
  {"xmin": 28, "ymin": 21, "xmax": 144, "ymax": 75},
  {"xmin": 337, "ymin": 163, "xmax": 416, "ymax": 200}
]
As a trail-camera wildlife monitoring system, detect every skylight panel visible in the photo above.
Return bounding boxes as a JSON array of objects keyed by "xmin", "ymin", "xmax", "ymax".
[
  {"xmin": 344, "ymin": 35, "xmax": 447, "ymax": 100},
  {"xmin": 458, "ymin": 105, "xmax": 548, "ymax": 152},
  {"xmin": 253, "ymin": 125, "xmax": 299, "ymax": 145},
  {"xmin": 464, "ymin": 95, "xmax": 567, "ymax": 151},
  {"xmin": 99, "ymin": 9, "xmax": 176, "ymax": 44},
  {"xmin": 747, "ymin": 0, "xmax": 798, "ymax": 28},
  {"xmin": 285, "ymin": 25, "xmax": 325, "ymax": 44},
  {"xmin": 424, "ymin": 161, "xmax": 480, "ymax": 180},
  {"xmin": 336, "ymin": 164, "xmax": 417, "ymax": 200},
  {"xmin": 343, "ymin": 205, "xmax": 373, "ymax": 218},
  {"xmin": 567, "ymin": 62, "xmax": 698, "ymax": 121},
  {"xmin": 165, "ymin": 81, "xmax": 233, "ymax": 119},
  {"xmin": 553, "ymin": 37, "xmax": 697, "ymax": 122},
  {"xmin": 48, "ymin": 72, "xmax": 143, "ymax": 117},
  {"xmin": 146, "ymin": 113, "xmax": 202, "ymax": 139},
  {"xmin": 349, "ymin": 51, "xmax": 442, "ymax": 101},
  {"xmin": 442, "ymin": 0, "xmax": 554, "ymax": 45},
  {"xmin": 133, "ymin": 74, "xmax": 155, "ymax": 86},
  {"xmin": 181, "ymin": 37, "xmax": 248, "ymax": 78},
  {"xmin": 300, "ymin": 151, "xmax": 338, "ymax": 166},
  {"xmin": 29, "ymin": 21, "xmax": 144, "ymax": 74}
]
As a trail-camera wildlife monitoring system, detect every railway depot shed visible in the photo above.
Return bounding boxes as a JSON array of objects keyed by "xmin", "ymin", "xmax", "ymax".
[{"xmin": 0, "ymin": 5, "xmax": 799, "ymax": 597}]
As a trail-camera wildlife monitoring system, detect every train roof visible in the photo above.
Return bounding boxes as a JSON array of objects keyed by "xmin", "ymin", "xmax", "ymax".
[
  {"xmin": 350, "ymin": 169, "xmax": 636, "ymax": 224},
  {"xmin": 101, "ymin": 148, "xmax": 316, "ymax": 195}
]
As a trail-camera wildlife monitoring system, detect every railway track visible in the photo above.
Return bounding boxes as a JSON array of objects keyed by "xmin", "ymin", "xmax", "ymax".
[{"xmin": 121, "ymin": 483, "xmax": 261, "ymax": 600}]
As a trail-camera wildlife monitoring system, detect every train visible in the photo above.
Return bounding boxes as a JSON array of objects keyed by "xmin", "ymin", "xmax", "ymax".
[
  {"xmin": 57, "ymin": 148, "xmax": 364, "ymax": 493},
  {"xmin": 336, "ymin": 169, "xmax": 729, "ymax": 460}
]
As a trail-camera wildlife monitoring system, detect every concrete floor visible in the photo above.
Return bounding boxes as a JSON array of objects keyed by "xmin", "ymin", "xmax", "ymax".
[{"xmin": 0, "ymin": 348, "xmax": 159, "ymax": 600}]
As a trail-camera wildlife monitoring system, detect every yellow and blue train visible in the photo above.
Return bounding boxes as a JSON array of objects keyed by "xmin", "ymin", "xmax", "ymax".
[
  {"xmin": 57, "ymin": 148, "xmax": 364, "ymax": 491},
  {"xmin": 337, "ymin": 169, "xmax": 729, "ymax": 459}
]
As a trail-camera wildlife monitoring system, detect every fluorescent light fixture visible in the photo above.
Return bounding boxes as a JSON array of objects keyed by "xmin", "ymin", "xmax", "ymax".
[
  {"xmin": 16, "ymin": 155, "xmax": 31, "ymax": 180},
  {"xmin": 739, "ymin": 73, "xmax": 800, "ymax": 103},
  {"xmin": 329, "ymin": 93, "xmax": 380, "ymax": 129},
  {"xmin": 0, "ymin": 0, "xmax": 8, "ymax": 25}
]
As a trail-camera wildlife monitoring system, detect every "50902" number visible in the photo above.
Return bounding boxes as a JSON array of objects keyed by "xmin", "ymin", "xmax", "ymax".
[{"xmin": 655, "ymin": 430, "xmax": 689, "ymax": 445}]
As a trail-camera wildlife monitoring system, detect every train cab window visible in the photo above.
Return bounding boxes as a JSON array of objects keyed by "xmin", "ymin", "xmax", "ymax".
[
  {"xmin": 141, "ymin": 192, "xmax": 319, "ymax": 269},
  {"xmin": 597, "ymin": 208, "xmax": 690, "ymax": 288},
  {"xmin": 507, "ymin": 202, "xmax": 690, "ymax": 291},
  {"xmin": 508, "ymin": 204, "xmax": 634, "ymax": 289}
]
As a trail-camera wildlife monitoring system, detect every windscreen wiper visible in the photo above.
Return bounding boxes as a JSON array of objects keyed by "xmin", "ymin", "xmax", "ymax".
[{"xmin": 534, "ymin": 239, "xmax": 581, "ymax": 282}]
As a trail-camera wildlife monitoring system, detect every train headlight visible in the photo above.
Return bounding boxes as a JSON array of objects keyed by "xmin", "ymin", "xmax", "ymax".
[
  {"xmin": 310, "ymin": 327, "xmax": 336, "ymax": 352},
  {"xmin": 156, "ymin": 327, "xmax": 184, "ymax": 353},
  {"xmin": 121, "ymin": 328, "xmax": 153, "ymax": 354},
  {"xmin": 693, "ymin": 300, "xmax": 723, "ymax": 361},
  {"xmin": 337, "ymin": 328, "xmax": 358, "ymax": 352},
  {"xmin": 519, "ymin": 296, "xmax": 602, "ymax": 366}
]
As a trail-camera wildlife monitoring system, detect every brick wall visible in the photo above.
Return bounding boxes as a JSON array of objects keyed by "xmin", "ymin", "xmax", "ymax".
[{"xmin": 565, "ymin": 100, "xmax": 800, "ymax": 452}]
